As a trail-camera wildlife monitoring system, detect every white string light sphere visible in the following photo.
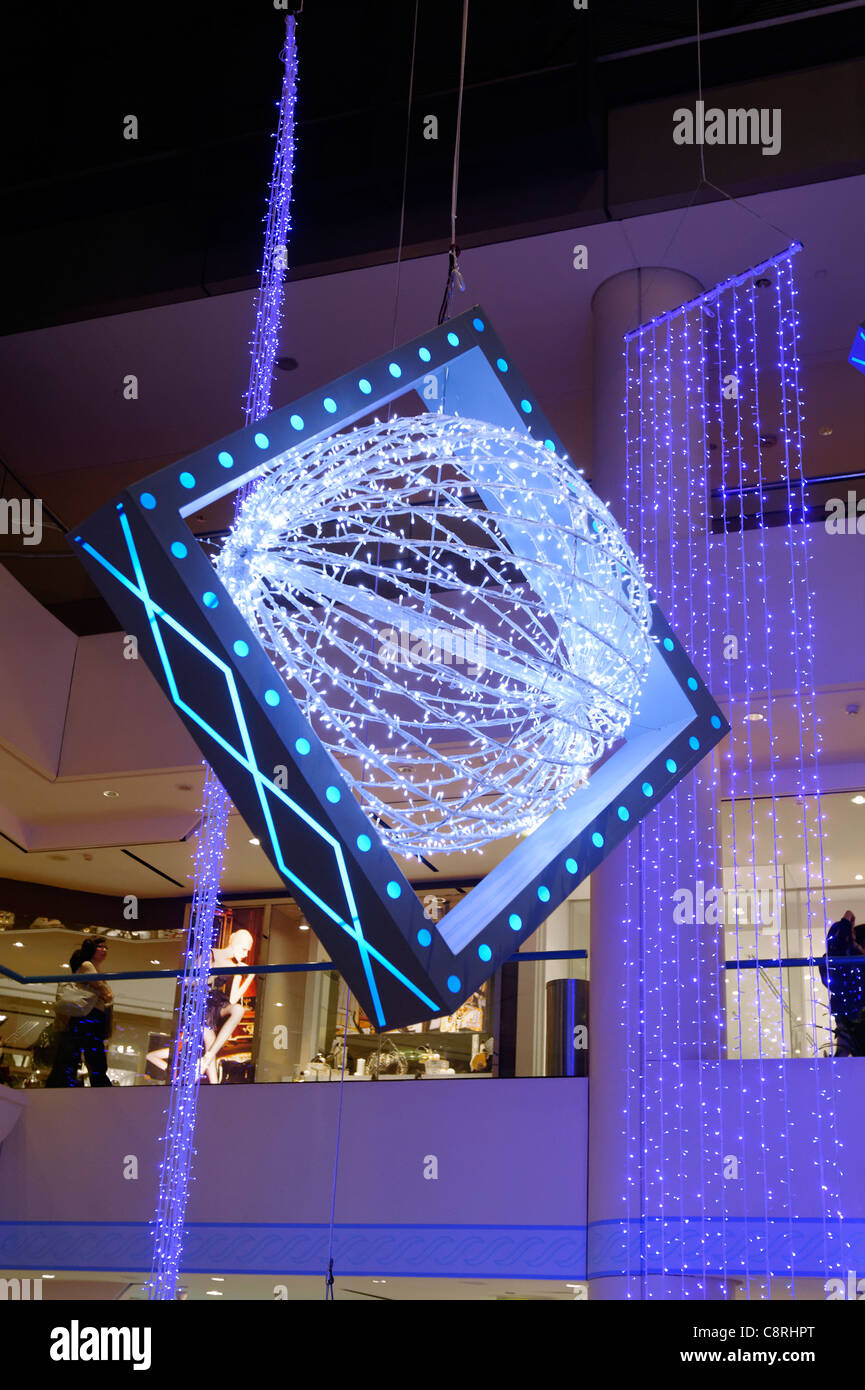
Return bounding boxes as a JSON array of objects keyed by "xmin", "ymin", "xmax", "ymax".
[{"xmin": 218, "ymin": 412, "xmax": 652, "ymax": 857}]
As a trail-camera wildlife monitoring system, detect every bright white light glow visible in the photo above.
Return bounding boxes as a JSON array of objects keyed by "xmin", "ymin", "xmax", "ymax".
[{"xmin": 219, "ymin": 413, "xmax": 652, "ymax": 855}]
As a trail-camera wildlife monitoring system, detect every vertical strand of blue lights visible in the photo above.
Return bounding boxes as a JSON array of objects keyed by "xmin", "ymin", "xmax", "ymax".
[
  {"xmin": 623, "ymin": 245, "xmax": 833, "ymax": 1301},
  {"xmin": 728, "ymin": 278, "xmax": 774, "ymax": 1295},
  {"xmin": 692, "ymin": 295, "xmax": 730, "ymax": 1296},
  {"xmin": 712, "ymin": 282, "xmax": 752, "ymax": 1298},
  {"xmin": 663, "ymin": 314, "xmax": 687, "ymax": 1298},
  {"xmin": 744, "ymin": 268, "xmax": 796, "ymax": 1296},
  {"xmin": 623, "ymin": 329, "xmax": 636, "ymax": 1291},
  {"xmin": 647, "ymin": 321, "xmax": 663, "ymax": 1292},
  {"xmin": 775, "ymin": 253, "xmax": 842, "ymax": 1282},
  {"xmin": 678, "ymin": 303, "xmax": 716, "ymax": 1294},
  {"xmin": 148, "ymin": 15, "xmax": 299, "ymax": 1300}
]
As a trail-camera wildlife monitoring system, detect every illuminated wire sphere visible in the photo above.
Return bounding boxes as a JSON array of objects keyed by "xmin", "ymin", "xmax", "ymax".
[{"xmin": 218, "ymin": 412, "xmax": 652, "ymax": 857}]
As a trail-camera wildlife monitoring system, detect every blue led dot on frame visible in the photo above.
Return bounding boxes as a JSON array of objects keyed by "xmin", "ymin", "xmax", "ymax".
[
  {"xmin": 179, "ymin": 471, "xmax": 196, "ymax": 489},
  {"xmin": 565, "ymin": 857, "xmax": 578, "ymax": 874},
  {"xmin": 544, "ymin": 439, "xmax": 555, "ymax": 451},
  {"xmin": 417, "ymin": 928, "xmax": 432, "ymax": 948},
  {"xmin": 323, "ymin": 397, "xmax": 337, "ymax": 413},
  {"xmin": 290, "ymin": 414, "xmax": 304, "ymax": 430},
  {"xmin": 388, "ymin": 362, "xmax": 402, "ymax": 378},
  {"xmin": 663, "ymin": 637, "xmax": 674, "ymax": 651},
  {"xmin": 666, "ymin": 758, "xmax": 678, "ymax": 773},
  {"xmin": 687, "ymin": 676, "xmax": 698, "ymax": 691},
  {"xmin": 171, "ymin": 541, "xmax": 188, "ymax": 559},
  {"xmin": 447, "ymin": 332, "xmax": 459, "ymax": 346},
  {"xmin": 520, "ymin": 399, "xmax": 532, "ymax": 414},
  {"xmin": 325, "ymin": 785, "xmax": 341, "ymax": 803},
  {"xmin": 689, "ymin": 736, "xmax": 700, "ymax": 750},
  {"xmin": 295, "ymin": 737, "xmax": 310, "ymax": 755},
  {"xmin": 496, "ymin": 358, "xmax": 508, "ymax": 372},
  {"xmin": 357, "ymin": 834, "xmax": 372, "ymax": 852},
  {"xmin": 140, "ymin": 492, "xmax": 157, "ymax": 510},
  {"xmin": 642, "ymin": 782, "xmax": 654, "ymax": 797},
  {"xmin": 254, "ymin": 433, "xmax": 269, "ymax": 450},
  {"xmin": 537, "ymin": 885, "xmax": 551, "ymax": 903},
  {"xmin": 478, "ymin": 944, "xmax": 492, "ymax": 962},
  {"xmin": 711, "ymin": 714, "xmax": 722, "ymax": 729},
  {"xmin": 202, "ymin": 591, "xmax": 218, "ymax": 608},
  {"xmin": 264, "ymin": 689, "xmax": 280, "ymax": 706},
  {"xmin": 472, "ymin": 317, "xmax": 485, "ymax": 331},
  {"xmin": 418, "ymin": 347, "xmax": 431, "ymax": 362},
  {"xmin": 218, "ymin": 451, "xmax": 234, "ymax": 468},
  {"xmin": 618, "ymin": 806, "xmax": 630, "ymax": 821},
  {"xmin": 447, "ymin": 975, "xmax": 461, "ymax": 993},
  {"xmin": 592, "ymin": 831, "xmax": 604, "ymax": 848},
  {"xmin": 358, "ymin": 378, "xmax": 372, "ymax": 394},
  {"xmin": 509, "ymin": 913, "xmax": 522, "ymax": 931},
  {"xmin": 386, "ymin": 881, "xmax": 401, "ymax": 900},
  {"xmin": 233, "ymin": 640, "xmax": 249, "ymax": 657}
]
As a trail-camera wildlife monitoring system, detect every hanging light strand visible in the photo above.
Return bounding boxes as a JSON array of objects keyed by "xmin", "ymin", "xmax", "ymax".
[{"xmin": 148, "ymin": 14, "xmax": 299, "ymax": 1300}]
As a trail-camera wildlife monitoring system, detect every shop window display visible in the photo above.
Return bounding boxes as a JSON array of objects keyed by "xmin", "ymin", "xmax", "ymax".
[
  {"xmin": 0, "ymin": 889, "xmax": 587, "ymax": 1085},
  {"xmin": 146, "ymin": 908, "xmax": 261, "ymax": 1085},
  {"xmin": 239, "ymin": 889, "xmax": 496, "ymax": 1083}
]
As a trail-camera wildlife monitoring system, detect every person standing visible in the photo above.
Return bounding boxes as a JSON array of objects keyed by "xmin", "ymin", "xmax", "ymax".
[
  {"xmin": 46, "ymin": 936, "xmax": 114, "ymax": 1087},
  {"xmin": 824, "ymin": 911, "xmax": 863, "ymax": 1057}
]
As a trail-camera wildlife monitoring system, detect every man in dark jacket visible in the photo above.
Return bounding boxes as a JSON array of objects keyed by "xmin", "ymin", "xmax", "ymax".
[{"xmin": 823, "ymin": 911, "xmax": 863, "ymax": 1056}]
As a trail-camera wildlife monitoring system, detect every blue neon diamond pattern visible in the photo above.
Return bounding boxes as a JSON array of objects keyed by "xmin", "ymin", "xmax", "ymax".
[{"xmin": 80, "ymin": 508, "xmax": 440, "ymax": 1027}]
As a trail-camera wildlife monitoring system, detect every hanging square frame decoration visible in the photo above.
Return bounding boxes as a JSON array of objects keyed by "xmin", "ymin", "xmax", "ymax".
[{"xmin": 71, "ymin": 305, "xmax": 729, "ymax": 1029}]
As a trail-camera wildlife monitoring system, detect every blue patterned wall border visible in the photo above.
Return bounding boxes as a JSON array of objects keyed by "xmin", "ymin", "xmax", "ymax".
[
  {"xmin": 0, "ymin": 1221, "xmax": 586, "ymax": 1279},
  {"xmin": 588, "ymin": 1217, "xmax": 860, "ymax": 1279},
  {"xmin": 7, "ymin": 1217, "xmax": 861, "ymax": 1280}
]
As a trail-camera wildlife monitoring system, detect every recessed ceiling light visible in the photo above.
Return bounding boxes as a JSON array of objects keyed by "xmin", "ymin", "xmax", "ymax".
[
  {"xmin": 818, "ymin": 426, "xmax": 833, "ymax": 437},
  {"xmin": 299, "ymin": 922, "xmax": 309, "ymax": 931},
  {"xmin": 211, "ymin": 1276, "xmax": 225, "ymax": 1282},
  {"xmin": 150, "ymin": 959, "xmax": 161, "ymax": 965},
  {"xmin": 745, "ymin": 712, "xmax": 764, "ymax": 722},
  {"xmin": 102, "ymin": 789, "xmax": 120, "ymax": 798},
  {"xmin": 249, "ymin": 837, "xmax": 261, "ymax": 846},
  {"xmin": 856, "ymin": 874, "xmax": 863, "ymax": 882},
  {"xmin": 42, "ymin": 1274, "xmax": 55, "ymax": 1279},
  {"xmin": 275, "ymin": 1001, "xmax": 283, "ymax": 1007},
  {"xmin": 852, "ymin": 795, "xmax": 865, "ymax": 805},
  {"xmin": 13, "ymin": 941, "xmax": 23, "ymax": 948},
  {"xmin": 205, "ymin": 1290, "xmax": 223, "ymax": 1296}
]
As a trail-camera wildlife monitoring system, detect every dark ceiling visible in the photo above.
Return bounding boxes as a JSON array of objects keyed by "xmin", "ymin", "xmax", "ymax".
[
  {"xmin": 2, "ymin": 0, "xmax": 864, "ymax": 334},
  {"xmin": 1, "ymin": 0, "xmax": 863, "ymax": 635}
]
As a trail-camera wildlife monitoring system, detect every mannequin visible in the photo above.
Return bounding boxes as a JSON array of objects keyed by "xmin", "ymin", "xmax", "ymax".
[
  {"xmin": 200, "ymin": 929, "xmax": 256, "ymax": 1083},
  {"xmin": 145, "ymin": 928, "xmax": 256, "ymax": 1084}
]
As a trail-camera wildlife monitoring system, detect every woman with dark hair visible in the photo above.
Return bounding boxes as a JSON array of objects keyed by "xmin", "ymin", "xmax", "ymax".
[{"xmin": 46, "ymin": 936, "xmax": 114, "ymax": 1087}]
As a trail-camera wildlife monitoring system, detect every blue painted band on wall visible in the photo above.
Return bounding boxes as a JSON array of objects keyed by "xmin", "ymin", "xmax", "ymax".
[{"xmin": 0, "ymin": 1220, "xmax": 586, "ymax": 1280}]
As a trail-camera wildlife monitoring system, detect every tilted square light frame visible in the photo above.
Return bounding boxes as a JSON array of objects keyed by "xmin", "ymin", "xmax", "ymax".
[{"xmin": 71, "ymin": 305, "xmax": 729, "ymax": 1030}]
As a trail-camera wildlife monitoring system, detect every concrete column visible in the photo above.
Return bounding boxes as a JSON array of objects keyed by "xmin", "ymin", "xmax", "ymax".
[{"xmin": 588, "ymin": 268, "xmax": 729, "ymax": 1300}]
